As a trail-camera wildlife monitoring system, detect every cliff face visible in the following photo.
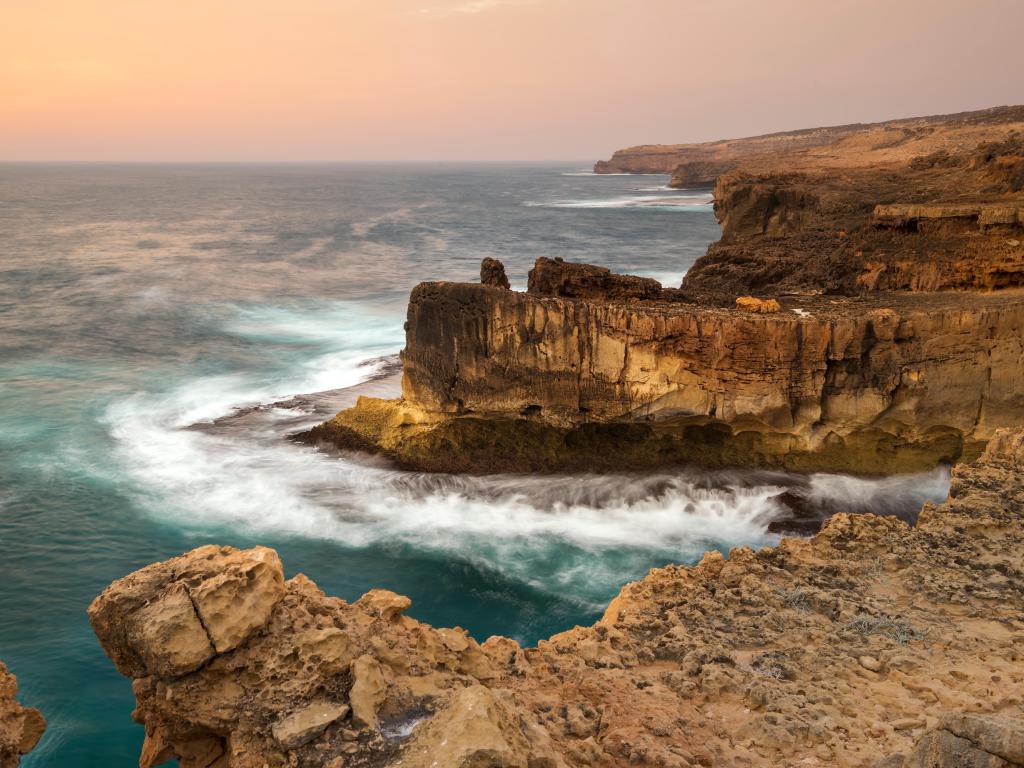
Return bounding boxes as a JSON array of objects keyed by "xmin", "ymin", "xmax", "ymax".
[
  {"xmin": 593, "ymin": 105, "xmax": 1024, "ymax": 187},
  {"xmin": 303, "ymin": 260, "xmax": 1024, "ymax": 474},
  {"xmin": 684, "ymin": 132, "xmax": 1024, "ymax": 301},
  {"xmin": 0, "ymin": 663, "xmax": 45, "ymax": 768},
  {"xmin": 300, "ymin": 107, "xmax": 1024, "ymax": 475},
  {"xmin": 91, "ymin": 430, "xmax": 1024, "ymax": 768}
]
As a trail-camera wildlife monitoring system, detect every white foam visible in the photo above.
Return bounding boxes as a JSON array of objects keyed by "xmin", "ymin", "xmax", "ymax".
[
  {"xmin": 102, "ymin": 297, "xmax": 951, "ymax": 605},
  {"xmin": 525, "ymin": 194, "xmax": 713, "ymax": 211}
]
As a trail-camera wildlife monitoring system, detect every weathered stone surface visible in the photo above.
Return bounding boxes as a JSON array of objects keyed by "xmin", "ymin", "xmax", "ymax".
[
  {"xmin": 272, "ymin": 701, "xmax": 350, "ymax": 750},
  {"xmin": 395, "ymin": 685, "xmax": 565, "ymax": 768},
  {"xmin": 480, "ymin": 257, "xmax": 511, "ymax": 289},
  {"xmin": 735, "ymin": 295, "xmax": 780, "ymax": 313},
  {"xmin": 355, "ymin": 589, "xmax": 412, "ymax": 622},
  {"xmin": 305, "ymin": 273, "xmax": 1024, "ymax": 473},
  {"xmin": 349, "ymin": 655, "xmax": 386, "ymax": 730},
  {"xmin": 528, "ymin": 256, "xmax": 663, "ymax": 301},
  {"xmin": 124, "ymin": 581, "xmax": 215, "ymax": 677},
  {"xmin": 889, "ymin": 713, "xmax": 1024, "ymax": 767},
  {"xmin": 0, "ymin": 663, "xmax": 45, "ymax": 768},
  {"xmin": 89, "ymin": 545, "xmax": 285, "ymax": 680},
  {"xmin": 93, "ymin": 431, "xmax": 1024, "ymax": 767}
]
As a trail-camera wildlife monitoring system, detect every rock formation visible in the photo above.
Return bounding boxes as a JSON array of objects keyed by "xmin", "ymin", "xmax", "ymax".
[
  {"xmin": 480, "ymin": 257, "xmax": 510, "ymax": 289},
  {"xmin": 302, "ymin": 106, "xmax": 1024, "ymax": 475},
  {"xmin": 593, "ymin": 105, "xmax": 1024, "ymax": 187},
  {"xmin": 301, "ymin": 256, "xmax": 1024, "ymax": 474},
  {"xmin": 0, "ymin": 662, "xmax": 45, "ymax": 768},
  {"xmin": 91, "ymin": 429, "xmax": 1024, "ymax": 767}
]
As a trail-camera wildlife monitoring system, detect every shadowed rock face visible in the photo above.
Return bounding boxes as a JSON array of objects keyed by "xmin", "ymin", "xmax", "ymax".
[
  {"xmin": 0, "ymin": 663, "xmax": 45, "ymax": 768},
  {"xmin": 91, "ymin": 430, "xmax": 1024, "ymax": 768}
]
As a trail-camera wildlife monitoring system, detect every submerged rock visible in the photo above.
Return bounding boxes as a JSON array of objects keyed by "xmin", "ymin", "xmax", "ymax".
[{"xmin": 91, "ymin": 430, "xmax": 1024, "ymax": 767}]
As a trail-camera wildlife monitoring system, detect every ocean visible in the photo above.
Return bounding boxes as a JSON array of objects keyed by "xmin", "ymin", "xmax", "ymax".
[{"xmin": 0, "ymin": 163, "xmax": 949, "ymax": 766}]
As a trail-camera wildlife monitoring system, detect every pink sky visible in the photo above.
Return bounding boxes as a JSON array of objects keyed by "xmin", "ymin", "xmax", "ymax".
[{"xmin": 3, "ymin": 0, "xmax": 1023, "ymax": 161}]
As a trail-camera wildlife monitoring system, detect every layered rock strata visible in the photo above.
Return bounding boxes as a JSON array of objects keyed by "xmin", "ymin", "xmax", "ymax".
[
  {"xmin": 304, "ymin": 107, "xmax": 1024, "ymax": 474},
  {"xmin": 302, "ymin": 258, "xmax": 1024, "ymax": 474},
  {"xmin": 92, "ymin": 430, "xmax": 1024, "ymax": 767},
  {"xmin": 594, "ymin": 105, "xmax": 1024, "ymax": 187},
  {"xmin": 0, "ymin": 663, "xmax": 45, "ymax": 768}
]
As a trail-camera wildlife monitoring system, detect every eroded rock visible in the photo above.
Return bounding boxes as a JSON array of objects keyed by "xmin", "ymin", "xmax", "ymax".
[
  {"xmin": 92, "ymin": 430, "xmax": 1024, "ymax": 767},
  {"xmin": 0, "ymin": 662, "xmax": 45, "ymax": 768}
]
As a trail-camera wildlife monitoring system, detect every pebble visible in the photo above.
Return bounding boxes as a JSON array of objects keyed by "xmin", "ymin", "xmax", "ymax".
[
  {"xmin": 891, "ymin": 717, "xmax": 926, "ymax": 731},
  {"xmin": 858, "ymin": 655, "xmax": 882, "ymax": 672}
]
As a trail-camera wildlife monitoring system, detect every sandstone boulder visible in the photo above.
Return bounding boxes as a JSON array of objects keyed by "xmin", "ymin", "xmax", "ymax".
[{"xmin": 89, "ymin": 545, "xmax": 285, "ymax": 679}]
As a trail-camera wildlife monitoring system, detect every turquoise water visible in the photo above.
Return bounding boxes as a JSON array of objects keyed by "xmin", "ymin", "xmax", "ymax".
[{"xmin": 0, "ymin": 163, "xmax": 949, "ymax": 766}]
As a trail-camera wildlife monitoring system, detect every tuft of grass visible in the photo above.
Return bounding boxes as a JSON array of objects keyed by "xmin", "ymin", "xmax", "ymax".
[
  {"xmin": 776, "ymin": 587, "xmax": 811, "ymax": 613},
  {"xmin": 845, "ymin": 615, "xmax": 929, "ymax": 645}
]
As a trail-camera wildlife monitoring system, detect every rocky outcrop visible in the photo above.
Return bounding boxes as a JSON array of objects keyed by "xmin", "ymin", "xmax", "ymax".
[
  {"xmin": 303, "ymin": 107, "xmax": 1024, "ymax": 475},
  {"xmin": 93, "ymin": 429, "xmax": 1024, "ymax": 767},
  {"xmin": 0, "ymin": 663, "xmax": 45, "ymax": 768},
  {"xmin": 593, "ymin": 105, "xmax": 1024, "ymax": 186},
  {"xmin": 480, "ymin": 257, "xmax": 510, "ymax": 289},
  {"xmin": 892, "ymin": 714, "xmax": 1024, "ymax": 767},
  {"xmin": 302, "ymin": 258, "xmax": 1024, "ymax": 474}
]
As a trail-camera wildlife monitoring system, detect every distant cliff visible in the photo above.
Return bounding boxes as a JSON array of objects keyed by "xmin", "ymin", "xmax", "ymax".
[{"xmin": 594, "ymin": 105, "xmax": 1024, "ymax": 187}]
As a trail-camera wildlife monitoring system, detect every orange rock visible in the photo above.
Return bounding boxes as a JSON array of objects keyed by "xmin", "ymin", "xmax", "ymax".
[{"xmin": 734, "ymin": 295, "xmax": 781, "ymax": 313}]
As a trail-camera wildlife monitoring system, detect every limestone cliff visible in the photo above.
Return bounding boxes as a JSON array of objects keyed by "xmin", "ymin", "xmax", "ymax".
[
  {"xmin": 91, "ymin": 430, "xmax": 1024, "ymax": 767},
  {"xmin": 685, "ymin": 132, "xmax": 1024, "ymax": 301},
  {"xmin": 301, "ymin": 259, "xmax": 1024, "ymax": 474},
  {"xmin": 303, "ymin": 105, "xmax": 1024, "ymax": 475},
  {"xmin": 593, "ymin": 105, "xmax": 1024, "ymax": 186},
  {"xmin": 0, "ymin": 663, "xmax": 45, "ymax": 768}
]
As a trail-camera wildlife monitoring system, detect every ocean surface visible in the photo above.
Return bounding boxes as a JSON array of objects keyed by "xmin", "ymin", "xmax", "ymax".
[{"xmin": 0, "ymin": 163, "xmax": 950, "ymax": 766}]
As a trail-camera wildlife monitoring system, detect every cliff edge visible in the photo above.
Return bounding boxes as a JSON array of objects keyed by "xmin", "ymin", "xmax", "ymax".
[{"xmin": 90, "ymin": 429, "xmax": 1024, "ymax": 767}]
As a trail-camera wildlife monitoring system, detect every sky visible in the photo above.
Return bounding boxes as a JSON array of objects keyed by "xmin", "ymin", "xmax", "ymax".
[{"xmin": 3, "ymin": 0, "xmax": 1024, "ymax": 161}]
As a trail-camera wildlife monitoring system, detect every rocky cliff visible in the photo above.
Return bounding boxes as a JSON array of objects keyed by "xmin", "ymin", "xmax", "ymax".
[
  {"xmin": 594, "ymin": 105, "xmax": 1024, "ymax": 187},
  {"xmin": 302, "ymin": 105, "xmax": 1024, "ymax": 475},
  {"xmin": 302, "ymin": 259, "xmax": 1024, "ymax": 474},
  {"xmin": 91, "ymin": 429, "xmax": 1024, "ymax": 768},
  {"xmin": 0, "ymin": 663, "xmax": 45, "ymax": 768}
]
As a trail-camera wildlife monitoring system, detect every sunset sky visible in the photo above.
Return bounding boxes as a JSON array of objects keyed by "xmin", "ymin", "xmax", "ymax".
[{"xmin": 4, "ymin": 0, "xmax": 1024, "ymax": 161}]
